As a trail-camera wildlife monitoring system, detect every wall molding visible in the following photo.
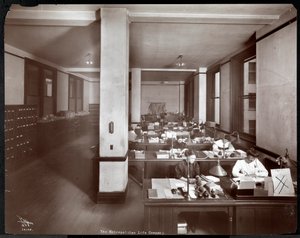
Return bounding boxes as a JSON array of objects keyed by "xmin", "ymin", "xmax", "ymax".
[
  {"xmin": 98, "ymin": 150, "xmax": 129, "ymax": 162},
  {"xmin": 5, "ymin": 44, "xmax": 95, "ymax": 82}
]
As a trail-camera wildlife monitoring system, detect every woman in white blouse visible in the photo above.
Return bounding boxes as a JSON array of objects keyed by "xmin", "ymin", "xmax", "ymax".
[{"xmin": 232, "ymin": 149, "xmax": 268, "ymax": 177}]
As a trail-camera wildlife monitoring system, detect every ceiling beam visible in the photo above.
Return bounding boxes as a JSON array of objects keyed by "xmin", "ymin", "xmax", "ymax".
[
  {"xmin": 129, "ymin": 12, "xmax": 279, "ymax": 25},
  {"xmin": 66, "ymin": 68, "xmax": 100, "ymax": 72},
  {"xmin": 142, "ymin": 68, "xmax": 197, "ymax": 72},
  {"xmin": 5, "ymin": 8, "xmax": 280, "ymax": 26},
  {"xmin": 5, "ymin": 9, "xmax": 100, "ymax": 26},
  {"xmin": 256, "ymin": 6, "xmax": 296, "ymax": 39},
  {"xmin": 142, "ymin": 81, "xmax": 185, "ymax": 85}
]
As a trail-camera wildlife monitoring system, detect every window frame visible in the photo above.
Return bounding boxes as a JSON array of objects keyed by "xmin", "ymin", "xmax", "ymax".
[
  {"xmin": 206, "ymin": 66, "xmax": 221, "ymax": 127},
  {"xmin": 231, "ymin": 45, "xmax": 256, "ymax": 143},
  {"xmin": 214, "ymin": 71, "xmax": 221, "ymax": 125}
]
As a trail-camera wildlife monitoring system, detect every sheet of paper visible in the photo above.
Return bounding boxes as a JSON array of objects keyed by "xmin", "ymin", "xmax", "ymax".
[
  {"xmin": 271, "ymin": 168, "xmax": 295, "ymax": 196},
  {"xmin": 151, "ymin": 178, "xmax": 171, "ymax": 190},
  {"xmin": 188, "ymin": 187, "xmax": 197, "ymax": 199},
  {"xmin": 205, "ymin": 175, "xmax": 220, "ymax": 183},
  {"xmin": 164, "ymin": 189, "xmax": 173, "ymax": 198},
  {"xmin": 169, "ymin": 178, "xmax": 185, "ymax": 189}
]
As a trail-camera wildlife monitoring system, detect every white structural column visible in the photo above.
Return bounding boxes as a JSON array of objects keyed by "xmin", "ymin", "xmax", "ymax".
[
  {"xmin": 131, "ymin": 68, "xmax": 141, "ymax": 124},
  {"xmin": 193, "ymin": 72, "xmax": 200, "ymax": 122},
  {"xmin": 194, "ymin": 67, "xmax": 207, "ymax": 123},
  {"xmin": 199, "ymin": 67, "xmax": 207, "ymax": 123},
  {"xmin": 98, "ymin": 8, "xmax": 129, "ymax": 202}
]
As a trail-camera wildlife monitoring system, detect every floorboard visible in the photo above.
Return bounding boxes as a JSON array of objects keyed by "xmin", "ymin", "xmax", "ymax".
[{"xmin": 5, "ymin": 133, "xmax": 144, "ymax": 235}]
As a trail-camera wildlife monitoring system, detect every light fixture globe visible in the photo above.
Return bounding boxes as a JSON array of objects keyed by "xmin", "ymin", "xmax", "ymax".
[
  {"xmin": 85, "ymin": 53, "xmax": 93, "ymax": 65},
  {"xmin": 175, "ymin": 55, "xmax": 186, "ymax": 67}
]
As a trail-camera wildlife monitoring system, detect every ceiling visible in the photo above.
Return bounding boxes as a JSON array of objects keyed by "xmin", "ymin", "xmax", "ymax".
[{"xmin": 4, "ymin": 4, "xmax": 294, "ymax": 82}]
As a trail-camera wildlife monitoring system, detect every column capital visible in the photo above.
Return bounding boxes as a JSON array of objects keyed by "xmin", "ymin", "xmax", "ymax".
[{"xmin": 199, "ymin": 67, "xmax": 207, "ymax": 73}]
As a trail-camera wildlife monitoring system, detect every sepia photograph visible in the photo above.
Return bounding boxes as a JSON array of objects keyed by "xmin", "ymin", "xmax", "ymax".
[{"xmin": 2, "ymin": 2, "xmax": 298, "ymax": 235}]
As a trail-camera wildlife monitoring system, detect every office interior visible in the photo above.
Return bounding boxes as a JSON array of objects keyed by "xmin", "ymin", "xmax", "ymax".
[{"xmin": 3, "ymin": 3, "xmax": 298, "ymax": 235}]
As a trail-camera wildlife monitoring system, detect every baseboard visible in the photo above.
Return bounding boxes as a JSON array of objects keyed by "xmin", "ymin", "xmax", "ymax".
[{"xmin": 97, "ymin": 184, "xmax": 128, "ymax": 204}]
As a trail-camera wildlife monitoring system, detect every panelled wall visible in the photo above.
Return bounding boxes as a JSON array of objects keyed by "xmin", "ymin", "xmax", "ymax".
[
  {"xmin": 256, "ymin": 21, "xmax": 297, "ymax": 161},
  {"xmin": 206, "ymin": 21, "xmax": 296, "ymax": 162},
  {"xmin": 4, "ymin": 53, "xmax": 24, "ymax": 104}
]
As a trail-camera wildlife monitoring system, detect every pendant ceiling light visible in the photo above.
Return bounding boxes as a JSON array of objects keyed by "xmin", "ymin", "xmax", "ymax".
[
  {"xmin": 175, "ymin": 55, "xmax": 186, "ymax": 67},
  {"xmin": 85, "ymin": 53, "xmax": 93, "ymax": 65}
]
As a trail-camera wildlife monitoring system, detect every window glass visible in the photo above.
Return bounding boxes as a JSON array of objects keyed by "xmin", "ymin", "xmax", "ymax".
[
  {"xmin": 242, "ymin": 58, "xmax": 256, "ymax": 136},
  {"xmin": 214, "ymin": 72, "xmax": 220, "ymax": 124},
  {"xmin": 45, "ymin": 78, "xmax": 52, "ymax": 97},
  {"xmin": 43, "ymin": 69, "xmax": 54, "ymax": 97}
]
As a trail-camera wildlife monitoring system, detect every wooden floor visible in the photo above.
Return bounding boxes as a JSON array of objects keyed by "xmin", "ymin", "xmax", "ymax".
[{"xmin": 5, "ymin": 132, "xmax": 144, "ymax": 235}]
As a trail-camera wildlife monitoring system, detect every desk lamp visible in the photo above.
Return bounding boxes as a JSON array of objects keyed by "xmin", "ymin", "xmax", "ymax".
[
  {"xmin": 186, "ymin": 155, "xmax": 191, "ymax": 201},
  {"xmin": 276, "ymin": 148, "xmax": 296, "ymax": 169},
  {"xmin": 209, "ymin": 135, "xmax": 228, "ymax": 177},
  {"xmin": 230, "ymin": 131, "xmax": 241, "ymax": 144}
]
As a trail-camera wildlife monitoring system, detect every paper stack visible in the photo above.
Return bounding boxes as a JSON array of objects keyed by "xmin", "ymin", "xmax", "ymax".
[
  {"xmin": 156, "ymin": 151, "xmax": 169, "ymax": 159},
  {"xmin": 135, "ymin": 150, "xmax": 145, "ymax": 159}
]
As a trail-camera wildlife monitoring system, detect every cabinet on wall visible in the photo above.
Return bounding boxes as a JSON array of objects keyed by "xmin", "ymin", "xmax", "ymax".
[
  {"xmin": 37, "ymin": 115, "xmax": 91, "ymax": 156},
  {"xmin": 5, "ymin": 105, "xmax": 38, "ymax": 169}
]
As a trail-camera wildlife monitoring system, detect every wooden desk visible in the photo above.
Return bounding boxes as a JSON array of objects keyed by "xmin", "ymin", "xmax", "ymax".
[
  {"xmin": 129, "ymin": 141, "xmax": 213, "ymax": 151},
  {"xmin": 129, "ymin": 150, "xmax": 244, "ymax": 178},
  {"xmin": 143, "ymin": 178, "xmax": 297, "ymax": 235},
  {"xmin": 143, "ymin": 179, "xmax": 235, "ymax": 234}
]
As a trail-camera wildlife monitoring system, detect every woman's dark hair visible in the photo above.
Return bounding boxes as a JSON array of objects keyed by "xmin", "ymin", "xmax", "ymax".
[
  {"xmin": 184, "ymin": 149, "xmax": 195, "ymax": 157},
  {"xmin": 247, "ymin": 148, "xmax": 259, "ymax": 157}
]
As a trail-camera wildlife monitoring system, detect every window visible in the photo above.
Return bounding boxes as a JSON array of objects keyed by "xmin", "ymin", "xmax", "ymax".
[
  {"xmin": 206, "ymin": 67, "xmax": 220, "ymax": 124},
  {"xmin": 248, "ymin": 93, "xmax": 256, "ymax": 110},
  {"xmin": 248, "ymin": 61, "xmax": 256, "ymax": 84},
  {"xmin": 242, "ymin": 57, "xmax": 256, "ymax": 136},
  {"xmin": 214, "ymin": 72, "xmax": 220, "ymax": 125}
]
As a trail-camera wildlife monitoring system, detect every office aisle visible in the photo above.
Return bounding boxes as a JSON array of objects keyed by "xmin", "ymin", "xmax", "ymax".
[{"xmin": 5, "ymin": 133, "xmax": 144, "ymax": 235}]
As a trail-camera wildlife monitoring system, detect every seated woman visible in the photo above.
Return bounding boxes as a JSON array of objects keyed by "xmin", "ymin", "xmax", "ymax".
[
  {"xmin": 212, "ymin": 138, "xmax": 236, "ymax": 159},
  {"xmin": 134, "ymin": 124, "xmax": 143, "ymax": 138},
  {"xmin": 213, "ymin": 138, "xmax": 235, "ymax": 154},
  {"xmin": 232, "ymin": 149, "xmax": 268, "ymax": 177},
  {"xmin": 175, "ymin": 148, "xmax": 200, "ymax": 181}
]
